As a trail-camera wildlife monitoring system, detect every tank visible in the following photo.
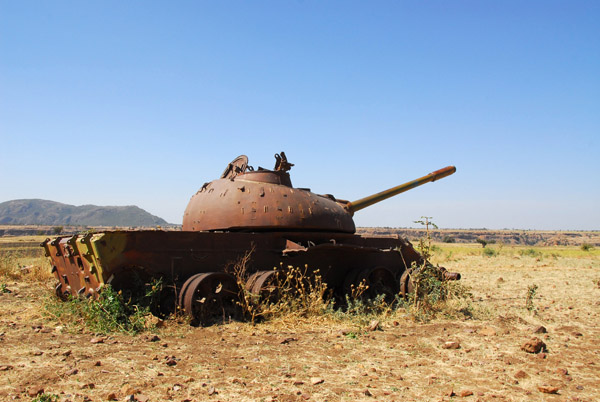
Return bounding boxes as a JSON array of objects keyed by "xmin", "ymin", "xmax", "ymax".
[{"xmin": 42, "ymin": 152, "xmax": 460, "ymax": 325}]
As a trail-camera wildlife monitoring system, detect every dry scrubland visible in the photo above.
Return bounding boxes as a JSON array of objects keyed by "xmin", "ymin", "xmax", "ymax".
[{"xmin": 1, "ymin": 235, "xmax": 599, "ymax": 401}]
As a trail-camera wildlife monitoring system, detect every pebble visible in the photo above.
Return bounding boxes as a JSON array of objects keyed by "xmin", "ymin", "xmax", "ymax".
[
  {"xmin": 444, "ymin": 387, "xmax": 456, "ymax": 397},
  {"xmin": 555, "ymin": 368, "xmax": 568, "ymax": 376},
  {"xmin": 514, "ymin": 370, "xmax": 529, "ymax": 379},
  {"xmin": 27, "ymin": 387, "xmax": 44, "ymax": 397},
  {"xmin": 367, "ymin": 320, "xmax": 380, "ymax": 331},
  {"xmin": 479, "ymin": 326, "xmax": 497, "ymax": 336},
  {"xmin": 442, "ymin": 341, "xmax": 461, "ymax": 349}
]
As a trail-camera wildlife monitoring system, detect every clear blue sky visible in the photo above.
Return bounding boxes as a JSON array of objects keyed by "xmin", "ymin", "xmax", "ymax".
[{"xmin": 1, "ymin": 1, "xmax": 598, "ymax": 229}]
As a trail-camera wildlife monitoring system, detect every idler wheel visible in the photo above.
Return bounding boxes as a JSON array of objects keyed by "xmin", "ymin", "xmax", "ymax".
[
  {"xmin": 399, "ymin": 269, "xmax": 415, "ymax": 298},
  {"xmin": 345, "ymin": 266, "xmax": 398, "ymax": 302},
  {"xmin": 178, "ymin": 272, "xmax": 240, "ymax": 326},
  {"xmin": 245, "ymin": 270, "xmax": 279, "ymax": 302}
]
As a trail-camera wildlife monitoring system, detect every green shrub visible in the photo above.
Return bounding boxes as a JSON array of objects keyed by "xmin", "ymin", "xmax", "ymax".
[
  {"xmin": 32, "ymin": 394, "xmax": 59, "ymax": 402},
  {"xmin": 526, "ymin": 284, "xmax": 538, "ymax": 312},
  {"xmin": 520, "ymin": 248, "xmax": 541, "ymax": 258},
  {"xmin": 482, "ymin": 247, "xmax": 498, "ymax": 257},
  {"xmin": 581, "ymin": 243, "xmax": 594, "ymax": 251},
  {"xmin": 45, "ymin": 279, "xmax": 162, "ymax": 334}
]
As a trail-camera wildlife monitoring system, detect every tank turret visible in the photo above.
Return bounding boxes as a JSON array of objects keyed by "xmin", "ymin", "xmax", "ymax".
[{"xmin": 183, "ymin": 152, "xmax": 456, "ymax": 233}]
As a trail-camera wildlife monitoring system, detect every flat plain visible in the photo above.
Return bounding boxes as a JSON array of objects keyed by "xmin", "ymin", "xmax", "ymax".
[{"xmin": 1, "ymin": 234, "xmax": 599, "ymax": 401}]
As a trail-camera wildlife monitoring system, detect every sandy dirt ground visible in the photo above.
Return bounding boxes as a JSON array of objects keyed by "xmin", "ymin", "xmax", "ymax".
[{"xmin": 1, "ymin": 251, "xmax": 599, "ymax": 401}]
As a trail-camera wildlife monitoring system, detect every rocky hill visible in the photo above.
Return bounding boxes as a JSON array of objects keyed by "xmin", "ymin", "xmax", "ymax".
[{"xmin": 0, "ymin": 199, "xmax": 168, "ymax": 227}]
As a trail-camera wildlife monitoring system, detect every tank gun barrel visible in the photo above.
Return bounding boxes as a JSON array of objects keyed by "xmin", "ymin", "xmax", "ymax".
[{"xmin": 346, "ymin": 166, "xmax": 456, "ymax": 214}]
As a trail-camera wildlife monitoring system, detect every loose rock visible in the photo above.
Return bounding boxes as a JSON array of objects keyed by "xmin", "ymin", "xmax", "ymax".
[
  {"xmin": 533, "ymin": 325, "xmax": 547, "ymax": 334},
  {"xmin": 521, "ymin": 337, "xmax": 546, "ymax": 354},
  {"xmin": 538, "ymin": 385, "xmax": 559, "ymax": 394},
  {"xmin": 367, "ymin": 320, "xmax": 380, "ymax": 331},
  {"xmin": 514, "ymin": 370, "xmax": 529, "ymax": 379},
  {"xmin": 442, "ymin": 341, "xmax": 461, "ymax": 349},
  {"xmin": 444, "ymin": 387, "xmax": 456, "ymax": 397},
  {"xmin": 479, "ymin": 326, "xmax": 497, "ymax": 336},
  {"xmin": 27, "ymin": 387, "xmax": 44, "ymax": 397},
  {"xmin": 311, "ymin": 377, "xmax": 324, "ymax": 385}
]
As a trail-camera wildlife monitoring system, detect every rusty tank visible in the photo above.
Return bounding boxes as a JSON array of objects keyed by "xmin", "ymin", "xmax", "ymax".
[{"xmin": 42, "ymin": 152, "xmax": 459, "ymax": 325}]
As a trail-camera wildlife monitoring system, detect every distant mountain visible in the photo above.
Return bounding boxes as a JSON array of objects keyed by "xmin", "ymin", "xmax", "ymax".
[{"xmin": 0, "ymin": 199, "xmax": 169, "ymax": 227}]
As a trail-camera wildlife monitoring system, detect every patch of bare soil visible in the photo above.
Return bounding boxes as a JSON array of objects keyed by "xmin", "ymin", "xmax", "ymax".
[{"xmin": 1, "ymin": 256, "xmax": 599, "ymax": 401}]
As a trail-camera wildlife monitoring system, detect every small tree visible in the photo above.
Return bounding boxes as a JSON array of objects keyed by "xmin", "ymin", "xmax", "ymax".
[
  {"xmin": 476, "ymin": 238, "xmax": 487, "ymax": 248},
  {"xmin": 442, "ymin": 235, "xmax": 455, "ymax": 243},
  {"xmin": 52, "ymin": 226, "xmax": 64, "ymax": 235}
]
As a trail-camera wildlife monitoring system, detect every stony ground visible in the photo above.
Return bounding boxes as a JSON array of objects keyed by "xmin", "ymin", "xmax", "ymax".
[{"xmin": 1, "ymin": 246, "xmax": 599, "ymax": 402}]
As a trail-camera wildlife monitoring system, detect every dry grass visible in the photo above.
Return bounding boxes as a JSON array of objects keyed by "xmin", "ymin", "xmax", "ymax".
[
  {"xmin": 1, "ymin": 237, "xmax": 599, "ymax": 401},
  {"xmin": 0, "ymin": 244, "xmax": 52, "ymax": 283}
]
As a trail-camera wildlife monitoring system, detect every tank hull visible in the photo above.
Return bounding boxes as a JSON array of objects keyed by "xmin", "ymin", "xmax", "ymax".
[{"xmin": 42, "ymin": 230, "xmax": 423, "ymax": 302}]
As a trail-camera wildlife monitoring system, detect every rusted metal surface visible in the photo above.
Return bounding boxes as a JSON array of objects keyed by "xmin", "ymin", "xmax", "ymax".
[
  {"xmin": 183, "ymin": 153, "xmax": 455, "ymax": 234},
  {"xmin": 346, "ymin": 165, "xmax": 456, "ymax": 214},
  {"xmin": 439, "ymin": 267, "xmax": 462, "ymax": 281},
  {"xmin": 43, "ymin": 230, "xmax": 419, "ymax": 299},
  {"xmin": 43, "ymin": 152, "xmax": 460, "ymax": 325},
  {"xmin": 245, "ymin": 270, "xmax": 278, "ymax": 300},
  {"xmin": 178, "ymin": 272, "xmax": 239, "ymax": 326}
]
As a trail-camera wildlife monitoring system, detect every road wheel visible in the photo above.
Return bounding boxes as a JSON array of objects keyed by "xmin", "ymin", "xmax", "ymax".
[{"xmin": 178, "ymin": 272, "xmax": 240, "ymax": 326}]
